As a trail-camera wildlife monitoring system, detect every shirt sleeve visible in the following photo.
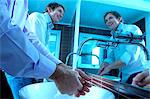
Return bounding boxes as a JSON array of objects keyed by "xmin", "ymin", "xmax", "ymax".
[
  {"xmin": 25, "ymin": 13, "xmax": 62, "ymax": 65},
  {"xmin": 0, "ymin": 0, "xmax": 56, "ymax": 79},
  {"xmin": 119, "ymin": 25, "xmax": 144, "ymax": 65}
]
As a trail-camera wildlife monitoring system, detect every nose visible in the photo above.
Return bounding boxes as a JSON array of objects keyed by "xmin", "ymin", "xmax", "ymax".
[{"xmin": 106, "ymin": 20, "xmax": 112, "ymax": 25}]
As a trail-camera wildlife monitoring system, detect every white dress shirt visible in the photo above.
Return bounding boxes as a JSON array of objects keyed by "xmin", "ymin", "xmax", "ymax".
[
  {"xmin": 26, "ymin": 12, "xmax": 62, "ymax": 64},
  {"xmin": 104, "ymin": 23, "xmax": 146, "ymax": 82},
  {"xmin": 0, "ymin": 0, "xmax": 56, "ymax": 78}
]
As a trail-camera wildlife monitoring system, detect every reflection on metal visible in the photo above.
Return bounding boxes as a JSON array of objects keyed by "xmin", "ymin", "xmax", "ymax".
[
  {"xmin": 65, "ymin": 52, "xmax": 76, "ymax": 65},
  {"xmin": 77, "ymin": 35, "xmax": 149, "ymax": 60},
  {"xmin": 65, "ymin": 52, "xmax": 100, "ymax": 66},
  {"xmin": 88, "ymin": 73, "xmax": 150, "ymax": 99},
  {"xmin": 113, "ymin": 32, "xmax": 145, "ymax": 43}
]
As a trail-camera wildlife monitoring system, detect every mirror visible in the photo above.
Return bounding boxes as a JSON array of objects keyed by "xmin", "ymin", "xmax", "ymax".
[{"xmin": 25, "ymin": 0, "xmax": 150, "ymax": 98}]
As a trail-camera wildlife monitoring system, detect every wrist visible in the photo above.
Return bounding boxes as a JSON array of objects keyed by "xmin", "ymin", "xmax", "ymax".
[
  {"xmin": 107, "ymin": 65, "xmax": 112, "ymax": 71},
  {"xmin": 50, "ymin": 63, "xmax": 64, "ymax": 80}
]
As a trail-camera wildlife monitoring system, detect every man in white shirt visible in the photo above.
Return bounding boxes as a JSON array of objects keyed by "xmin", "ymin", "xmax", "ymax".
[
  {"xmin": 0, "ymin": 0, "xmax": 91, "ymax": 98},
  {"xmin": 26, "ymin": 2, "xmax": 64, "ymax": 68},
  {"xmin": 98, "ymin": 11, "xmax": 146, "ymax": 84}
]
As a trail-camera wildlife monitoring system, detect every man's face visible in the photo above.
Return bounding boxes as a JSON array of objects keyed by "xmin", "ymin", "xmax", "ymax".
[
  {"xmin": 104, "ymin": 13, "xmax": 121, "ymax": 30},
  {"xmin": 49, "ymin": 6, "xmax": 64, "ymax": 23}
]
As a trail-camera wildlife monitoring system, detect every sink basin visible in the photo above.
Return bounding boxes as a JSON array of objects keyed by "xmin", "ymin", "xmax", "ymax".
[{"xmin": 19, "ymin": 82, "xmax": 115, "ymax": 99}]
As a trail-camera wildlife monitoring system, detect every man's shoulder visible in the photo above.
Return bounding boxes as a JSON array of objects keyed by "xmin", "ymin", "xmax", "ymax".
[
  {"xmin": 124, "ymin": 23, "xmax": 139, "ymax": 30},
  {"xmin": 29, "ymin": 12, "xmax": 44, "ymax": 18},
  {"xmin": 123, "ymin": 23, "xmax": 142, "ymax": 35}
]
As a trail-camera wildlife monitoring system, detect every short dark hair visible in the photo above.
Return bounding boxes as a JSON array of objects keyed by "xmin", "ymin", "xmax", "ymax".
[
  {"xmin": 45, "ymin": 2, "xmax": 65, "ymax": 12},
  {"xmin": 104, "ymin": 11, "xmax": 122, "ymax": 22}
]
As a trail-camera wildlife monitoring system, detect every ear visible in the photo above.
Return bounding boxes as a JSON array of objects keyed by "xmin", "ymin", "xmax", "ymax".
[{"xmin": 118, "ymin": 17, "xmax": 122, "ymax": 22}]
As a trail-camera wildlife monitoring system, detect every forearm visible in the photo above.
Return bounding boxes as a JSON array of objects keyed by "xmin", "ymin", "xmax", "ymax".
[
  {"xmin": 26, "ymin": 31, "xmax": 62, "ymax": 64},
  {"xmin": 108, "ymin": 60, "xmax": 126, "ymax": 70},
  {"xmin": 17, "ymin": 54, "xmax": 57, "ymax": 79},
  {"xmin": 0, "ymin": 26, "xmax": 57, "ymax": 78},
  {"xmin": 0, "ymin": 1, "xmax": 56, "ymax": 78}
]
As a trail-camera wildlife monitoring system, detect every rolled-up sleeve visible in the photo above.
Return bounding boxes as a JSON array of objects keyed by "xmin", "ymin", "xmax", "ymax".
[{"xmin": 0, "ymin": 0, "xmax": 56, "ymax": 78}]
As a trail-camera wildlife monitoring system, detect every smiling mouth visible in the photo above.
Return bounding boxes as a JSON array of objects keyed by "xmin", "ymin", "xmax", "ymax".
[
  {"xmin": 56, "ymin": 15, "xmax": 61, "ymax": 19},
  {"xmin": 108, "ymin": 23, "xmax": 113, "ymax": 27}
]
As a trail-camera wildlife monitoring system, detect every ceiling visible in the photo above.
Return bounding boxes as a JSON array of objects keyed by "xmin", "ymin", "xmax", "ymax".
[{"xmin": 28, "ymin": 0, "xmax": 150, "ymax": 30}]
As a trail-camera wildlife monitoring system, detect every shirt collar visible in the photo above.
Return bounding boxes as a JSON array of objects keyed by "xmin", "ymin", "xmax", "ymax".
[
  {"xmin": 44, "ymin": 12, "xmax": 54, "ymax": 29},
  {"xmin": 116, "ymin": 22, "xmax": 124, "ymax": 33},
  {"xmin": 111, "ymin": 22, "xmax": 124, "ymax": 38},
  {"xmin": 44, "ymin": 12, "xmax": 52, "ymax": 24}
]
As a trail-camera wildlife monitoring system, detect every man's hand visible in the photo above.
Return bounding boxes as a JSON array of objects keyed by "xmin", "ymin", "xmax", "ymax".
[
  {"xmin": 75, "ymin": 69, "xmax": 91, "ymax": 97},
  {"xmin": 132, "ymin": 70, "xmax": 150, "ymax": 88},
  {"xmin": 50, "ymin": 63, "xmax": 91, "ymax": 96},
  {"xmin": 98, "ymin": 62, "xmax": 110, "ymax": 76},
  {"xmin": 98, "ymin": 61, "xmax": 125, "ymax": 76}
]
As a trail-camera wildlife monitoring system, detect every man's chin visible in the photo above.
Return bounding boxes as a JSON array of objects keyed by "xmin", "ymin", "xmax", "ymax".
[{"xmin": 108, "ymin": 27, "xmax": 113, "ymax": 30}]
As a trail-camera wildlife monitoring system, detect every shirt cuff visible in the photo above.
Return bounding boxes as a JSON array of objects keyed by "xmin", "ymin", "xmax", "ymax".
[
  {"xmin": 35, "ymin": 54, "xmax": 57, "ymax": 78},
  {"xmin": 47, "ymin": 54, "xmax": 62, "ymax": 65}
]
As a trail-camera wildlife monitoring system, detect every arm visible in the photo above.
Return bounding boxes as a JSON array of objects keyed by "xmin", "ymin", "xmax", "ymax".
[
  {"xmin": 25, "ymin": 13, "xmax": 62, "ymax": 64},
  {"xmin": 0, "ymin": 0, "xmax": 56, "ymax": 78},
  {"xmin": 0, "ymin": 1, "xmax": 91, "ymax": 96},
  {"xmin": 99, "ymin": 44, "xmax": 131, "ymax": 76},
  {"xmin": 98, "ymin": 47, "xmax": 114, "ymax": 75},
  {"xmin": 99, "ymin": 60, "xmax": 126, "ymax": 76}
]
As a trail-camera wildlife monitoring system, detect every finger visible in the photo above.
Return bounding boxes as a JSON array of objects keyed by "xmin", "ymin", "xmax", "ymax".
[
  {"xmin": 78, "ymin": 91, "xmax": 86, "ymax": 96},
  {"xmin": 98, "ymin": 67, "xmax": 105, "ymax": 75},
  {"xmin": 75, "ymin": 93, "xmax": 80, "ymax": 97},
  {"xmin": 140, "ymin": 76, "xmax": 150, "ymax": 85},
  {"xmin": 57, "ymin": 86, "xmax": 74, "ymax": 96},
  {"xmin": 98, "ymin": 69, "xmax": 103, "ymax": 75},
  {"xmin": 75, "ymin": 88, "xmax": 86, "ymax": 97},
  {"xmin": 83, "ymin": 81, "xmax": 92, "ymax": 87},
  {"xmin": 79, "ymin": 77, "xmax": 92, "ymax": 88},
  {"xmin": 99, "ymin": 70, "xmax": 105, "ymax": 76},
  {"xmin": 132, "ymin": 72, "xmax": 147, "ymax": 83},
  {"xmin": 143, "ymin": 84, "xmax": 150, "ymax": 89},
  {"xmin": 75, "ymin": 91, "xmax": 86, "ymax": 97},
  {"xmin": 76, "ymin": 69, "xmax": 91, "ymax": 81},
  {"xmin": 79, "ymin": 81, "xmax": 91, "ymax": 93},
  {"xmin": 132, "ymin": 81, "xmax": 138, "ymax": 86},
  {"xmin": 82, "ymin": 85, "xmax": 90, "ymax": 92},
  {"xmin": 79, "ymin": 77, "xmax": 86, "ymax": 84},
  {"xmin": 77, "ymin": 77, "xmax": 84, "ymax": 92},
  {"xmin": 74, "ymin": 81, "xmax": 91, "ymax": 97}
]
